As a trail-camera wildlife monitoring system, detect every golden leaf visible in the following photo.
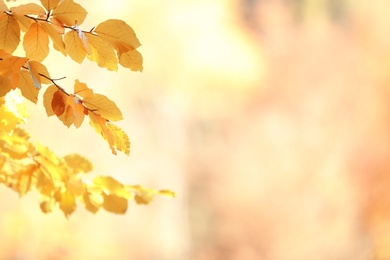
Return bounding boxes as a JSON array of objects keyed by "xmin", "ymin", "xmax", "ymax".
[
  {"xmin": 65, "ymin": 176, "xmax": 84, "ymax": 196},
  {"xmin": 11, "ymin": 3, "xmax": 46, "ymax": 16},
  {"xmin": 83, "ymin": 185, "xmax": 104, "ymax": 213},
  {"xmin": 59, "ymin": 190, "xmax": 76, "ymax": 217},
  {"xmin": 66, "ymin": 94, "xmax": 84, "ymax": 128},
  {"xmin": 63, "ymin": 153, "xmax": 93, "ymax": 174},
  {"xmin": 52, "ymin": 0, "xmax": 87, "ymax": 26},
  {"xmin": 41, "ymin": 22, "xmax": 66, "ymax": 55},
  {"xmin": 102, "ymin": 193, "xmax": 127, "ymax": 214},
  {"xmin": 64, "ymin": 30, "xmax": 86, "ymax": 63},
  {"xmin": 23, "ymin": 22, "xmax": 49, "ymax": 62},
  {"xmin": 18, "ymin": 69, "xmax": 39, "ymax": 103},
  {"xmin": 94, "ymin": 19, "xmax": 141, "ymax": 53},
  {"xmin": 74, "ymin": 79, "xmax": 93, "ymax": 98},
  {"xmin": 0, "ymin": 13, "xmax": 20, "ymax": 53},
  {"xmin": 88, "ymin": 112, "xmax": 116, "ymax": 154},
  {"xmin": 0, "ymin": 56, "xmax": 26, "ymax": 96},
  {"xmin": 28, "ymin": 60, "xmax": 51, "ymax": 85},
  {"xmin": 40, "ymin": 197, "xmax": 55, "ymax": 213},
  {"xmin": 106, "ymin": 124, "xmax": 130, "ymax": 156},
  {"xmin": 85, "ymin": 34, "xmax": 118, "ymax": 71},
  {"xmin": 118, "ymin": 49, "xmax": 143, "ymax": 72},
  {"xmin": 43, "ymin": 84, "xmax": 57, "ymax": 116},
  {"xmin": 83, "ymin": 93, "xmax": 123, "ymax": 122},
  {"xmin": 39, "ymin": 0, "xmax": 60, "ymax": 11},
  {"xmin": 93, "ymin": 176, "xmax": 131, "ymax": 199}
]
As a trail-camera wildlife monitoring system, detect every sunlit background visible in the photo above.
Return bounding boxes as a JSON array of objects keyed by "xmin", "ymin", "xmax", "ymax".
[{"xmin": 2, "ymin": 0, "xmax": 390, "ymax": 259}]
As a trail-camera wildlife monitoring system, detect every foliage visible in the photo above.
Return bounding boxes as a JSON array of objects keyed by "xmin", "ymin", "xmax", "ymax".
[{"xmin": 0, "ymin": 0, "xmax": 174, "ymax": 216}]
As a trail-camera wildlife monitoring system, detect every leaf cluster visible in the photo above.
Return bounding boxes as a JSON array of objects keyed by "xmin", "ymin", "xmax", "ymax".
[{"xmin": 0, "ymin": 0, "xmax": 174, "ymax": 216}]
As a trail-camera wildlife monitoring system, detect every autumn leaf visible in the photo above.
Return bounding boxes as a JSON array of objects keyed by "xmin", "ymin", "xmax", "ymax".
[
  {"xmin": 0, "ymin": 13, "xmax": 20, "ymax": 53},
  {"xmin": 94, "ymin": 19, "xmax": 141, "ymax": 53},
  {"xmin": 51, "ymin": 89, "xmax": 66, "ymax": 116},
  {"xmin": 52, "ymin": 0, "xmax": 87, "ymax": 26},
  {"xmin": 23, "ymin": 22, "xmax": 50, "ymax": 62},
  {"xmin": 64, "ymin": 30, "xmax": 86, "ymax": 63},
  {"xmin": 39, "ymin": 0, "xmax": 61, "ymax": 11},
  {"xmin": 63, "ymin": 153, "xmax": 93, "ymax": 174},
  {"xmin": 118, "ymin": 49, "xmax": 143, "ymax": 72},
  {"xmin": 93, "ymin": 176, "xmax": 131, "ymax": 199},
  {"xmin": 41, "ymin": 22, "xmax": 66, "ymax": 55},
  {"xmin": 43, "ymin": 84, "xmax": 57, "ymax": 116},
  {"xmin": 106, "ymin": 124, "xmax": 130, "ymax": 155},
  {"xmin": 59, "ymin": 190, "xmax": 76, "ymax": 217},
  {"xmin": 102, "ymin": 193, "xmax": 127, "ymax": 214},
  {"xmin": 74, "ymin": 79, "xmax": 93, "ymax": 98},
  {"xmin": 11, "ymin": 3, "xmax": 46, "ymax": 16},
  {"xmin": 0, "ymin": 0, "xmax": 8, "ymax": 12},
  {"xmin": 18, "ymin": 69, "xmax": 39, "ymax": 103},
  {"xmin": 27, "ymin": 60, "xmax": 51, "ymax": 85},
  {"xmin": 66, "ymin": 94, "xmax": 84, "ymax": 128},
  {"xmin": 0, "ymin": 56, "xmax": 27, "ymax": 96},
  {"xmin": 82, "ymin": 93, "xmax": 123, "ymax": 122},
  {"xmin": 85, "ymin": 33, "xmax": 118, "ymax": 71}
]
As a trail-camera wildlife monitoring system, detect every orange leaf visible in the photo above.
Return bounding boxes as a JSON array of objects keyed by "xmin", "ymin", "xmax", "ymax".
[
  {"xmin": 74, "ymin": 79, "xmax": 93, "ymax": 98},
  {"xmin": 0, "ymin": 56, "xmax": 26, "ymax": 96},
  {"xmin": 83, "ymin": 93, "xmax": 123, "ymax": 122},
  {"xmin": 94, "ymin": 19, "xmax": 141, "ymax": 53},
  {"xmin": 52, "ymin": 0, "xmax": 87, "ymax": 26},
  {"xmin": 41, "ymin": 22, "xmax": 66, "ymax": 55},
  {"xmin": 59, "ymin": 190, "xmax": 76, "ymax": 217},
  {"xmin": 64, "ymin": 30, "xmax": 86, "ymax": 63},
  {"xmin": 27, "ymin": 60, "xmax": 51, "ymax": 85},
  {"xmin": 18, "ymin": 69, "xmax": 39, "ymax": 103},
  {"xmin": 85, "ymin": 34, "xmax": 118, "ymax": 71},
  {"xmin": 49, "ymin": 17, "xmax": 64, "ymax": 34},
  {"xmin": 118, "ymin": 49, "xmax": 143, "ymax": 72},
  {"xmin": 39, "ymin": 0, "xmax": 61, "ymax": 11},
  {"xmin": 51, "ymin": 89, "xmax": 66, "ymax": 116},
  {"xmin": 0, "ymin": 0, "xmax": 8, "ymax": 12},
  {"xmin": 23, "ymin": 22, "xmax": 49, "ymax": 62},
  {"xmin": 102, "ymin": 193, "xmax": 128, "ymax": 214},
  {"xmin": 0, "ymin": 13, "xmax": 20, "ymax": 53},
  {"xmin": 11, "ymin": 3, "xmax": 46, "ymax": 16},
  {"xmin": 66, "ymin": 94, "xmax": 84, "ymax": 128},
  {"xmin": 43, "ymin": 84, "xmax": 57, "ymax": 116}
]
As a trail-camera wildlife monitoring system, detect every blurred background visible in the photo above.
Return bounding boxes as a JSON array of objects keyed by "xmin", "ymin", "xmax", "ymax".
[{"xmin": 2, "ymin": 0, "xmax": 390, "ymax": 259}]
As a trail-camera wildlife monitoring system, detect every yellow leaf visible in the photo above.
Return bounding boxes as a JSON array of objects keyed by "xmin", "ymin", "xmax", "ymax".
[
  {"xmin": 39, "ymin": 0, "xmax": 60, "ymax": 11},
  {"xmin": 83, "ymin": 93, "xmax": 123, "ymax": 122},
  {"xmin": 118, "ymin": 49, "xmax": 143, "ymax": 72},
  {"xmin": 74, "ymin": 79, "xmax": 93, "ymax": 98},
  {"xmin": 41, "ymin": 22, "xmax": 66, "ymax": 55},
  {"xmin": 52, "ymin": 0, "xmax": 87, "ymax": 26},
  {"xmin": 64, "ymin": 30, "xmax": 86, "ymax": 63},
  {"xmin": 106, "ymin": 124, "xmax": 130, "ymax": 156},
  {"xmin": 59, "ymin": 190, "xmax": 76, "ymax": 217},
  {"xmin": 88, "ymin": 112, "xmax": 116, "ymax": 154},
  {"xmin": 11, "ymin": 3, "xmax": 46, "ymax": 16},
  {"xmin": 65, "ymin": 176, "xmax": 84, "ymax": 196},
  {"xmin": 0, "ymin": 13, "xmax": 20, "ymax": 53},
  {"xmin": 93, "ymin": 176, "xmax": 131, "ymax": 199},
  {"xmin": 23, "ymin": 22, "xmax": 49, "ymax": 62},
  {"xmin": 43, "ymin": 84, "xmax": 57, "ymax": 116},
  {"xmin": 40, "ymin": 197, "xmax": 55, "ymax": 213},
  {"xmin": 28, "ymin": 60, "xmax": 51, "ymax": 85},
  {"xmin": 18, "ymin": 69, "xmax": 39, "ymax": 103},
  {"xmin": 63, "ymin": 153, "xmax": 93, "ymax": 174},
  {"xmin": 94, "ymin": 19, "xmax": 141, "ymax": 53},
  {"xmin": 85, "ymin": 33, "xmax": 118, "ymax": 71},
  {"xmin": 102, "ymin": 193, "xmax": 127, "ymax": 214}
]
